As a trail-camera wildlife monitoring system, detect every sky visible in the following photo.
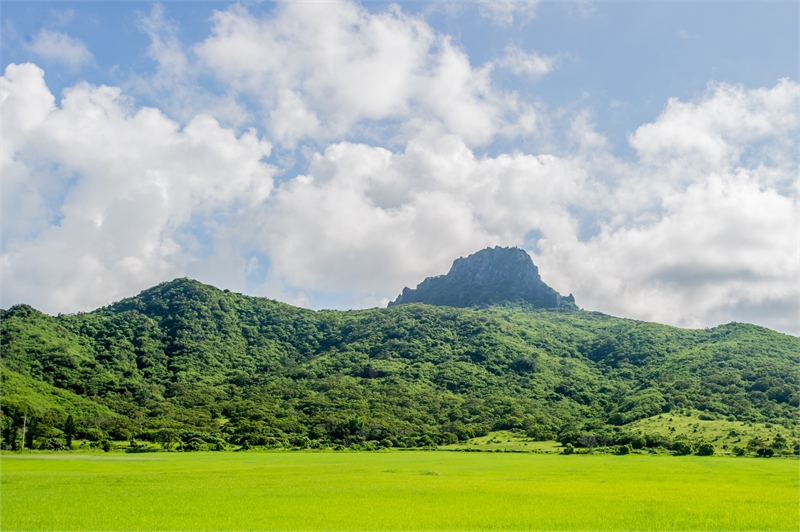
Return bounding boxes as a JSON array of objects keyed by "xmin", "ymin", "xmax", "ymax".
[{"xmin": 1, "ymin": 1, "xmax": 798, "ymax": 335}]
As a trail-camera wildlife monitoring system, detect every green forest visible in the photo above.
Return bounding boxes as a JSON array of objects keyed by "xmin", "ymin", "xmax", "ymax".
[{"xmin": 1, "ymin": 278, "xmax": 797, "ymax": 454}]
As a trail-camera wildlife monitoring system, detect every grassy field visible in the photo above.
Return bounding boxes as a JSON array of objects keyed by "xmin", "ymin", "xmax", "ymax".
[
  {"xmin": 2, "ymin": 451, "xmax": 798, "ymax": 531},
  {"xmin": 627, "ymin": 411, "xmax": 798, "ymax": 453}
]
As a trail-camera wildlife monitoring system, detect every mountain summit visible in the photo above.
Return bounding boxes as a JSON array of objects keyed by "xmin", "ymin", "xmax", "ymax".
[{"xmin": 388, "ymin": 246, "xmax": 575, "ymax": 309}]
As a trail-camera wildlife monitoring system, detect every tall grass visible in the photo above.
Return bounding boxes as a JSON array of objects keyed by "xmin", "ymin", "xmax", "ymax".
[{"xmin": 2, "ymin": 451, "xmax": 797, "ymax": 530}]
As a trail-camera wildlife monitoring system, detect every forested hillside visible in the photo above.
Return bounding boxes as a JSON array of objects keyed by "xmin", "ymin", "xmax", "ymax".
[{"xmin": 1, "ymin": 278, "xmax": 797, "ymax": 451}]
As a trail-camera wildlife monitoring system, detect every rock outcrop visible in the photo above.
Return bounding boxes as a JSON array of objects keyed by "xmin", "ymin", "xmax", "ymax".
[{"xmin": 388, "ymin": 246, "xmax": 575, "ymax": 309}]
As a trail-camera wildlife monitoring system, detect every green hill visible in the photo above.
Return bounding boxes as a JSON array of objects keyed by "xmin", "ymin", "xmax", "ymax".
[{"xmin": 1, "ymin": 278, "xmax": 797, "ymax": 453}]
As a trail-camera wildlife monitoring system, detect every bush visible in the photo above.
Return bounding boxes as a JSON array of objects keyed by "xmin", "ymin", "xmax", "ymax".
[
  {"xmin": 47, "ymin": 438, "xmax": 68, "ymax": 451},
  {"xmin": 629, "ymin": 435, "xmax": 646, "ymax": 449},
  {"xmin": 289, "ymin": 435, "xmax": 310, "ymax": 448},
  {"xmin": 673, "ymin": 441, "xmax": 693, "ymax": 455},
  {"xmin": 80, "ymin": 428, "xmax": 106, "ymax": 442},
  {"xmin": 756, "ymin": 447, "xmax": 774, "ymax": 458},
  {"xmin": 562, "ymin": 443, "xmax": 574, "ymax": 455},
  {"xmin": 100, "ymin": 440, "xmax": 112, "ymax": 452},
  {"xmin": 732, "ymin": 446, "xmax": 747, "ymax": 456},
  {"xmin": 696, "ymin": 442, "xmax": 715, "ymax": 456},
  {"xmin": 608, "ymin": 413, "xmax": 626, "ymax": 426},
  {"xmin": 616, "ymin": 444, "xmax": 633, "ymax": 455}
]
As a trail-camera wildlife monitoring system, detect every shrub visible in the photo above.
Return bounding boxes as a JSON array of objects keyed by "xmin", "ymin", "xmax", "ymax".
[
  {"xmin": 100, "ymin": 440, "xmax": 112, "ymax": 452},
  {"xmin": 732, "ymin": 446, "xmax": 747, "ymax": 456},
  {"xmin": 696, "ymin": 442, "xmax": 715, "ymax": 456},
  {"xmin": 608, "ymin": 413, "xmax": 626, "ymax": 426},
  {"xmin": 289, "ymin": 435, "xmax": 310, "ymax": 448},
  {"xmin": 756, "ymin": 447, "xmax": 774, "ymax": 458},
  {"xmin": 562, "ymin": 443, "xmax": 574, "ymax": 455},
  {"xmin": 673, "ymin": 441, "xmax": 693, "ymax": 455},
  {"xmin": 80, "ymin": 428, "xmax": 106, "ymax": 442},
  {"xmin": 629, "ymin": 435, "xmax": 646, "ymax": 449},
  {"xmin": 616, "ymin": 444, "xmax": 633, "ymax": 455}
]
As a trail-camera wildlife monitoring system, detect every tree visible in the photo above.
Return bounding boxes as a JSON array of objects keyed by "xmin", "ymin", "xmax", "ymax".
[
  {"xmin": 673, "ymin": 441, "xmax": 693, "ymax": 455},
  {"xmin": 696, "ymin": 442, "xmax": 714, "ymax": 456},
  {"xmin": 64, "ymin": 415, "xmax": 76, "ymax": 449}
]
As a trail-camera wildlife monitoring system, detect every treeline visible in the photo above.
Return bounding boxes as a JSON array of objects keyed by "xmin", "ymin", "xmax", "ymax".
[{"xmin": 1, "ymin": 278, "xmax": 798, "ymax": 451}]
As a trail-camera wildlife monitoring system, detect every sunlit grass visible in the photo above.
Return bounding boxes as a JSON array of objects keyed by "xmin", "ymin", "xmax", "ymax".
[
  {"xmin": 2, "ymin": 451, "xmax": 797, "ymax": 531},
  {"xmin": 627, "ymin": 410, "xmax": 797, "ymax": 452}
]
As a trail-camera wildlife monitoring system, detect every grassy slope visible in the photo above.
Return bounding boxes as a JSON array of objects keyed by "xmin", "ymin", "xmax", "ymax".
[
  {"xmin": 627, "ymin": 411, "xmax": 798, "ymax": 452},
  {"xmin": 1, "ymin": 368, "xmax": 118, "ymax": 422},
  {"xmin": 2, "ymin": 451, "xmax": 797, "ymax": 531}
]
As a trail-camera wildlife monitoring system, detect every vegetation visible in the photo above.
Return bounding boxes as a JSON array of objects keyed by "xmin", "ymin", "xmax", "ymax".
[
  {"xmin": 1, "ymin": 278, "xmax": 798, "ymax": 453},
  {"xmin": 3, "ymin": 451, "xmax": 797, "ymax": 531}
]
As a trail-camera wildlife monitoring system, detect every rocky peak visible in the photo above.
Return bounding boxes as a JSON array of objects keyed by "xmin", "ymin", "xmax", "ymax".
[{"xmin": 388, "ymin": 246, "xmax": 575, "ymax": 309}]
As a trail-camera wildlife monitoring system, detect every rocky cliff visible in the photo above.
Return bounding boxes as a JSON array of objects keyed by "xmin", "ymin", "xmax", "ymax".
[{"xmin": 388, "ymin": 246, "xmax": 575, "ymax": 309}]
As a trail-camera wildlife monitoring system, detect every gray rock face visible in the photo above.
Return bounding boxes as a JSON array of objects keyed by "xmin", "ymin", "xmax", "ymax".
[{"xmin": 388, "ymin": 246, "xmax": 575, "ymax": 309}]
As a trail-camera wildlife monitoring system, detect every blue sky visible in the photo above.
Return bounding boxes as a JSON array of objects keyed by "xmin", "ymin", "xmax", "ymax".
[{"xmin": 1, "ymin": 1, "xmax": 798, "ymax": 334}]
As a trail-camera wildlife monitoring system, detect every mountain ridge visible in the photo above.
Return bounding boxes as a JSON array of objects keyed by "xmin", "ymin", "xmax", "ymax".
[{"xmin": 1, "ymin": 276, "xmax": 797, "ymax": 452}]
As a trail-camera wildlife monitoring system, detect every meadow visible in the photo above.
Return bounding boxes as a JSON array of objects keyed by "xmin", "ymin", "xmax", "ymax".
[{"xmin": 2, "ymin": 450, "xmax": 797, "ymax": 531}]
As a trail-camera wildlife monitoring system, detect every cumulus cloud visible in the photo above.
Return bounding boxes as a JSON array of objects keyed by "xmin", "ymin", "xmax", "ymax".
[
  {"xmin": 629, "ymin": 79, "xmax": 798, "ymax": 177},
  {"xmin": 25, "ymin": 29, "xmax": 93, "ymax": 69},
  {"xmin": 251, "ymin": 79, "xmax": 798, "ymax": 334},
  {"xmin": 195, "ymin": 1, "xmax": 536, "ymax": 146},
  {"xmin": 252, "ymin": 133, "xmax": 585, "ymax": 300},
  {"xmin": 539, "ymin": 81, "xmax": 800, "ymax": 333},
  {"xmin": 1, "ymin": 63, "xmax": 274, "ymax": 312},
  {"xmin": 1, "ymin": 1, "xmax": 797, "ymax": 336}
]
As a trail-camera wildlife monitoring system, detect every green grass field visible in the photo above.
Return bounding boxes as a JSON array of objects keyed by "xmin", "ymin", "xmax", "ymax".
[
  {"xmin": 627, "ymin": 411, "xmax": 798, "ymax": 452},
  {"xmin": 2, "ymin": 451, "xmax": 797, "ymax": 531}
]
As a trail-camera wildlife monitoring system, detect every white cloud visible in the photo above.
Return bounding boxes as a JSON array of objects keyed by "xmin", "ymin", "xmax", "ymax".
[
  {"xmin": 126, "ymin": 4, "xmax": 249, "ymax": 127},
  {"xmin": 252, "ymin": 132, "xmax": 587, "ymax": 301},
  {"xmin": 251, "ymin": 79, "xmax": 798, "ymax": 334},
  {"xmin": 477, "ymin": 0, "xmax": 539, "ymax": 26},
  {"xmin": 629, "ymin": 79, "xmax": 799, "ymax": 178},
  {"xmin": 25, "ymin": 29, "xmax": 92, "ymax": 69},
  {"xmin": 1, "ymin": 6, "xmax": 797, "ymax": 337},
  {"xmin": 195, "ymin": 1, "xmax": 535, "ymax": 146},
  {"xmin": 541, "ymin": 173, "xmax": 798, "ymax": 332},
  {"xmin": 1, "ymin": 63, "xmax": 275, "ymax": 312},
  {"xmin": 496, "ymin": 45, "xmax": 556, "ymax": 79}
]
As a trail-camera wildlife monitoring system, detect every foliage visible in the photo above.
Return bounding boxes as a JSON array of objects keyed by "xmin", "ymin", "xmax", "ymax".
[
  {"xmin": 1, "ymin": 278, "xmax": 798, "ymax": 450},
  {"xmin": 696, "ymin": 442, "xmax": 715, "ymax": 456}
]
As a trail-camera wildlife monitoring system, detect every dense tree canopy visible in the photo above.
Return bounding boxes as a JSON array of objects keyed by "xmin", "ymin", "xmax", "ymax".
[{"xmin": 1, "ymin": 279, "xmax": 797, "ymax": 450}]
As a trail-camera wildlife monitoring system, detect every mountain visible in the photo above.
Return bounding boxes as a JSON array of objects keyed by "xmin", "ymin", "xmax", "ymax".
[
  {"xmin": 1, "ymin": 276, "xmax": 798, "ymax": 452},
  {"xmin": 389, "ymin": 246, "xmax": 575, "ymax": 309}
]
